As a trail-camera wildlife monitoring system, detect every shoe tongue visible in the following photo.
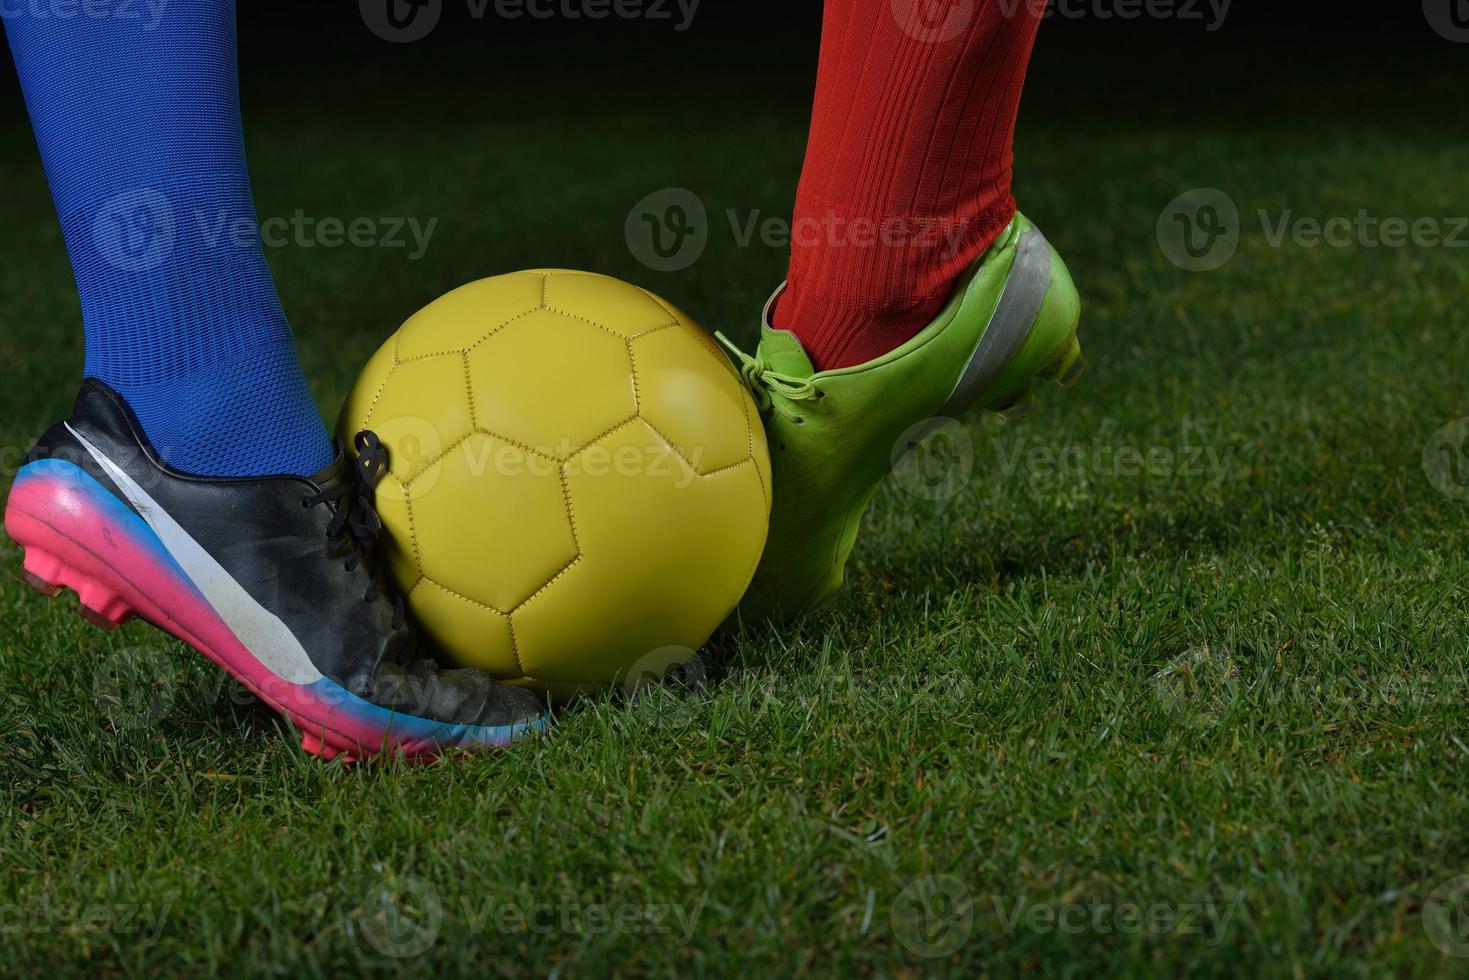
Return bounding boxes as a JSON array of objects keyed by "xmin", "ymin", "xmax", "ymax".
[
  {"xmin": 308, "ymin": 446, "xmax": 350, "ymax": 496},
  {"xmin": 758, "ymin": 328, "xmax": 816, "ymax": 378}
]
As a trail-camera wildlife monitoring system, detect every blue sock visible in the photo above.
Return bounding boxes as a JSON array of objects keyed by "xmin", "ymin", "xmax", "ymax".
[{"xmin": 4, "ymin": 2, "xmax": 333, "ymax": 478}]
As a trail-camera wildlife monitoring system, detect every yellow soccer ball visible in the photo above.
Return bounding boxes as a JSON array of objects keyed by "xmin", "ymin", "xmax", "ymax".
[{"xmin": 339, "ymin": 270, "xmax": 770, "ymax": 699}]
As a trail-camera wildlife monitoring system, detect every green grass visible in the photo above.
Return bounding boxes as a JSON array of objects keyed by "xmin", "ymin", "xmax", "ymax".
[{"xmin": 1, "ymin": 62, "xmax": 1468, "ymax": 977}]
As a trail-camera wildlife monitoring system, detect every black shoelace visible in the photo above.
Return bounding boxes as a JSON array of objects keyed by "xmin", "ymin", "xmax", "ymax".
[{"xmin": 302, "ymin": 430, "xmax": 407, "ymax": 631}]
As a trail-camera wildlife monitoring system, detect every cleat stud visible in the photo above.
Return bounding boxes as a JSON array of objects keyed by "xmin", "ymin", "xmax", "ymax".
[
  {"xmin": 300, "ymin": 731, "xmax": 324, "ymax": 757},
  {"xmin": 75, "ymin": 579, "xmax": 132, "ymax": 630},
  {"xmin": 78, "ymin": 605, "xmax": 123, "ymax": 631},
  {"xmin": 300, "ymin": 730, "xmax": 355, "ymax": 762},
  {"xmin": 21, "ymin": 570, "xmax": 61, "ymax": 598},
  {"xmin": 1056, "ymin": 352, "xmax": 1089, "ymax": 389},
  {"xmin": 1042, "ymin": 333, "xmax": 1087, "ymax": 388},
  {"xmin": 997, "ymin": 387, "xmax": 1039, "ymax": 421},
  {"xmin": 22, "ymin": 550, "xmax": 65, "ymax": 593}
]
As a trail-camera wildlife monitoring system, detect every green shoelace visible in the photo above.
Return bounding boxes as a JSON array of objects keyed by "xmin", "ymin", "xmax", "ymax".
[{"xmin": 715, "ymin": 332, "xmax": 822, "ymax": 425}]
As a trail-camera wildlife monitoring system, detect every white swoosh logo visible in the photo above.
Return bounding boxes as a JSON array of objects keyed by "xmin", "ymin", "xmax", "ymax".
[{"xmin": 66, "ymin": 423, "xmax": 323, "ymax": 685}]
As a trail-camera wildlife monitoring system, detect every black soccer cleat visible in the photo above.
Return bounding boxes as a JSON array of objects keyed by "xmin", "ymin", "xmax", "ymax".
[{"xmin": 4, "ymin": 380, "xmax": 547, "ymax": 761}]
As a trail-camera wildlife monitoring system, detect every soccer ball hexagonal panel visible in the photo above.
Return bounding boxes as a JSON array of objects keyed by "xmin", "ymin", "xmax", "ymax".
[
  {"xmin": 409, "ymin": 577, "xmax": 518, "ymax": 678},
  {"xmin": 541, "ymin": 271, "xmax": 678, "ymax": 338},
  {"xmin": 409, "ymin": 432, "xmax": 578, "ymax": 613},
  {"xmin": 363, "ymin": 353, "xmax": 474, "ymax": 486},
  {"xmin": 515, "ymin": 418, "xmax": 768, "ymax": 690},
  {"xmin": 394, "ymin": 272, "xmax": 545, "ymax": 360},
  {"xmin": 632, "ymin": 325, "xmax": 756, "ymax": 474},
  {"xmin": 467, "ymin": 309, "xmax": 636, "ymax": 454}
]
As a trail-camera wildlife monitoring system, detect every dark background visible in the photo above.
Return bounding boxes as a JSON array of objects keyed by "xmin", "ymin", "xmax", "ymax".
[
  {"xmin": 246, "ymin": 2, "xmax": 1461, "ymax": 133},
  {"xmin": 0, "ymin": 2, "xmax": 1458, "ymax": 133}
]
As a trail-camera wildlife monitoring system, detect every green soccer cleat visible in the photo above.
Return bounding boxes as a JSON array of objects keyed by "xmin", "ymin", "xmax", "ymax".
[{"xmin": 720, "ymin": 213, "xmax": 1085, "ymax": 624}]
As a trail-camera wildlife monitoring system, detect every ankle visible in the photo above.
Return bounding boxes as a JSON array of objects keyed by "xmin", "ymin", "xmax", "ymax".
[
  {"xmin": 105, "ymin": 345, "xmax": 332, "ymax": 479},
  {"xmin": 774, "ymin": 284, "xmax": 949, "ymax": 372},
  {"xmin": 774, "ymin": 200, "xmax": 1019, "ymax": 371}
]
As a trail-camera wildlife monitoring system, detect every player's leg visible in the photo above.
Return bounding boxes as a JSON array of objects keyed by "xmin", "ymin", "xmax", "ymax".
[
  {"xmin": 7, "ymin": 0, "xmax": 330, "ymax": 478},
  {"xmin": 1, "ymin": 2, "xmax": 543, "ymax": 757},
  {"xmin": 727, "ymin": 0, "xmax": 1084, "ymax": 623}
]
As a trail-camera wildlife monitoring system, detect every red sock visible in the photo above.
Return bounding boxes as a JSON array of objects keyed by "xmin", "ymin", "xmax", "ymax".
[{"xmin": 775, "ymin": 0, "xmax": 1043, "ymax": 371}]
